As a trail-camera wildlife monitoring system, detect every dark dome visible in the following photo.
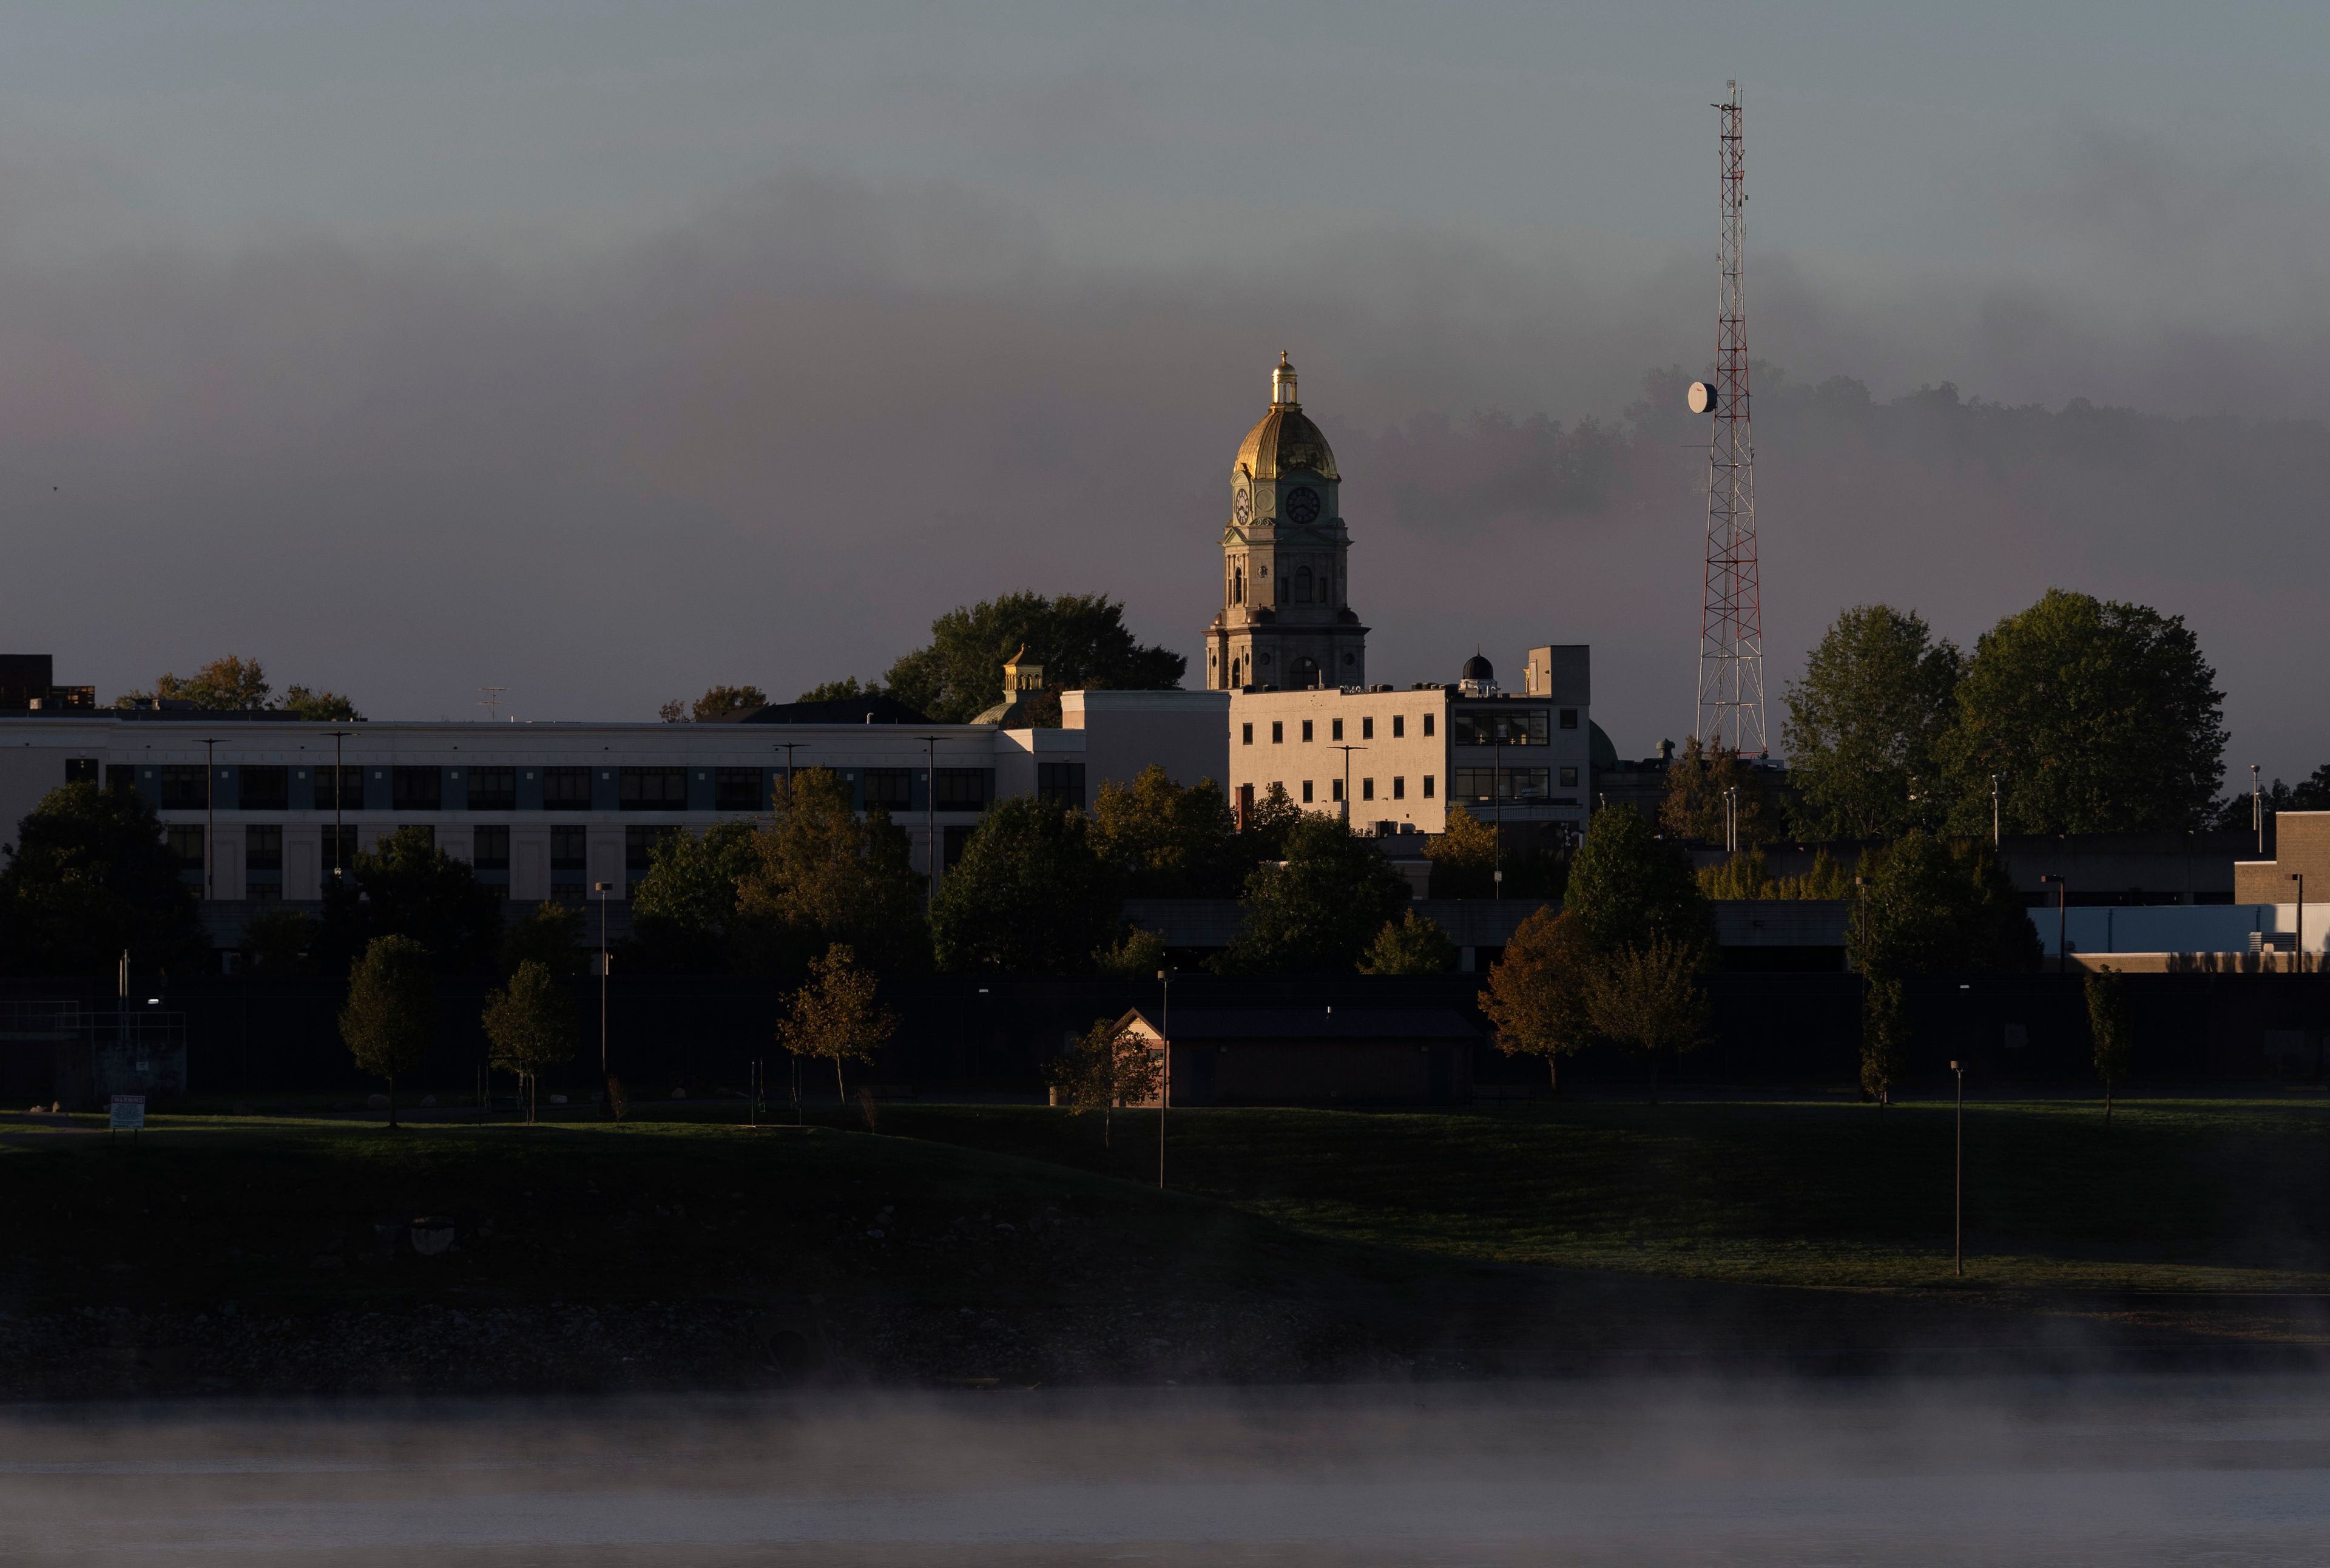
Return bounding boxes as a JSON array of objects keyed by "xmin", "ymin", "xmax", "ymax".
[{"xmin": 1461, "ymin": 653, "xmax": 1494, "ymax": 683}]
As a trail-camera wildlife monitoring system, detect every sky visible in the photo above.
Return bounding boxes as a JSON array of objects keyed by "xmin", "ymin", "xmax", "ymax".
[{"xmin": 4, "ymin": 2, "xmax": 2328, "ymax": 783}]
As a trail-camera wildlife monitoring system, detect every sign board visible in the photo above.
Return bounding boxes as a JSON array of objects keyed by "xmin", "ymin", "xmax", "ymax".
[{"xmin": 109, "ymin": 1095, "xmax": 146, "ymax": 1132}]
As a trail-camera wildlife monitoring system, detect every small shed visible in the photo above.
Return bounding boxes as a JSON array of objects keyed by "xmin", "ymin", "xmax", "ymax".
[{"xmin": 1116, "ymin": 1005, "xmax": 1477, "ymax": 1107}]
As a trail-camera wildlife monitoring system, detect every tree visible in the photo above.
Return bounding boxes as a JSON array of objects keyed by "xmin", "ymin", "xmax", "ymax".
[
  {"xmin": 2210, "ymin": 763, "xmax": 2330, "ymax": 837},
  {"xmin": 1479, "ymin": 907, "xmax": 1594, "ymax": 1092},
  {"xmin": 877, "ymin": 591, "xmax": 1186, "ymax": 724},
  {"xmin": 319, "ymin": 826, "xmax": 502, "ymax": 973},
  {"xmin": 1090, "ymin": 766, "xmax": 1240, "ymax": 897},
  {"xmin": 0, "ymin": 783, "xmax": 208, "ymax": 977},
  {"xmin": 797, "ymin": 676, "xmax": 880, "ymax": 703},
  {"xmin": 1231, "ymin": 780, "xmax": 1304, "ymax": 870},
  {"xmin": 1216, "ymin": 814, "xmax": 1411, "ymax": 973},
  {"xmin": 1044, "ymin": 1015, "xmax": 1161, "ymax": 1149},
  {"xmin": 775, "ymin": 943, "xmax": 898, "ymax": 1100},
  {"xmin": 340, "ymin": 934, "xmax": 435, "ymax": 1127},
  {"xmin": 626, "ymin": 820, "xmax": 758, "ymax": 970},
  {"xmin": 114, "ymin": 654, "xmax": 361, "ymax": 719},
  {"xmin": 663, "ymin": 684, "xmax": 768, "ymax": 722},
  {"xmin": 501, "ymin": 899, "xmax": 586, "ymax": 978},
  {"xmin": 240, "ymin": 908, "xmax": 318, "ymax": 976},
  {"xmin": 1783, "ymin": 605, "xmax": 1962, "ymax": 839},
  {"xmin": 732, "ymin": 769, "xmax": 927, "ymax": 974},
  {"xmin": 1094, "ymin": 926, "xmax": 1169, "ymax": 976},
  {"xmin": 1359, "ymin": 910, "xmax": 1456, "ymax": 975},
  {"xmin": 1583, "ymin": 938, "xmax": 1710, "ymax": 1104},
  {"xmin": 931, "ymin": 797, "xmax": 1118, "ymax": 974},
  {"xmin": 1425, "ymin": 807, "xmax": 1498, "ymax": 898},
  {"xmin": 1562, "ymin": 805, "xmax": 1713, "ymax": 961},
  {"xmin": 1939, "ymin": 589, "xmax": 2226, "ymax": 834},
  {"xmin": 1659, "ymin": 735, "xmax": 1780, "ymax": 848},
  {"xmin": 1859, "ymin": 975, "xmax": 1909, "ymax": 1105},
  {"xmin": 483, "ymin": 959, "xmax": 576, "ymax": 1122},
  {"xmin": 2085, "ymin": 965, "xmax": 2133, "ymax": 1126}
]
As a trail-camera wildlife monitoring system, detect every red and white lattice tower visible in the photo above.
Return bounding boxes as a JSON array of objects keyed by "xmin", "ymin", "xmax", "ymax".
[{"xmin": 1689, "ymin": 79, "xmax": 1764, "ymax": 756}]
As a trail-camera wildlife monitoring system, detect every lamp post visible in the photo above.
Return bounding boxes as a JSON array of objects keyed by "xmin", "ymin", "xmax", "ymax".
[
  {"xmin": 778, "ymin": 742, "xmax": 800, "ymax": 807},
  {"xmin": 1491, "ymin": 723, "xmax": 1504, "ymax": 898},
  {"xmin": 1950, "ymin": 1058, "xmax": 1965, "ymax": 1277},
  {"xmin": 2041, "ymin": 874, "xmax": 2067, "ymax": 973},
  {"xmin": 1328, "ymin": 743, "xmax": 1365, "ymax": 827},
  {"xmin": 200, "ymin": 737, "xmax": 218, "ymax": 902},
  {"xmin": 2252, "ymin": 763, "xmax": 2263, "ymax": 856},
  {"xmin": 1155, "ymin": 967, "xmax": 1173, "ymax": 1189},
  {"xmin": 916, "ymin": 735, "xmax": 948, "ymax": 912},
  {"xmin": 325, "ymin": 730, "xmax": 353, "ymax": 888},
  {"xmin": 1990, "ymin": 774, "xmax": 2002, "ymax": 847},
  {"xmin": 594, "ymin": 880, "xmax": 614, "ymax": 1077},
  {"xmin": 2290, "ymin": 871, "xmax": 2306, "ymax": 974}
]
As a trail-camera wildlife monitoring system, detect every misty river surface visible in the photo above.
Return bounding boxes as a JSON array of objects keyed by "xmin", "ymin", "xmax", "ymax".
[{"xmin": 3, "ymin": 1376, "xmax": 2327, "ymax": 1565}]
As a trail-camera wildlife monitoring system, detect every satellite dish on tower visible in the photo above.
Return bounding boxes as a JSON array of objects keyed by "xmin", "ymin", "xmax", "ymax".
[{"xmin": 1687, "ymin": 381, "xmax": 1718, "ymax": 415}]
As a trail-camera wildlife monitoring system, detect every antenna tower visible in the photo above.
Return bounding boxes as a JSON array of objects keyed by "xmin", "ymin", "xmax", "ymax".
[{"xmin": 1690, "ymin": 79, "xmax": 1764, "ymax": 756}]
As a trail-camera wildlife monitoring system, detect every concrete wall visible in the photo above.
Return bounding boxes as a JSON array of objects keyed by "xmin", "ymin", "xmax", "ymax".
[
  {"xmin": 1227, "ymin": 687, "xmax": 1452, "ymax": 830},
  {"xmin": 1062, "ymin": 690, "xmax": 1229, "ymax": 792}
]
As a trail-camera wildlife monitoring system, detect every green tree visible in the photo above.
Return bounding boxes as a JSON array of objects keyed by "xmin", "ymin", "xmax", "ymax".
[
  {"xmin": 931, "ymin": 797, "xmax": 1118, "ymax": 974},
  {"xmin": 1044, "ymin": 1015, "xmax": 1161, "ymax": 1149},
  {"xmin": 240, "ymin": 908, "xmax": 317, "ymax": 976},
  {"xmin": 1847, "ymin": 832, "xmax": 2040, "ymax": 980},
  {"xmin": 1479, "ymin": 907, "xmax": 1595, "ymax": 1093},
  {"xmin": 1659, "ymin": 735, "xmax": 1780, "ymax": 848},
  {"xmin": 1093, "ymin": 925, "xmax": 1169, "ymax": 976},
  {"xmin": 1562, "ymin": 805, "xmax": 1714, "ymax": 961},
  {"xmin": 775, "ymin": 943, "xmax": 898, "ymax": 1099},
  {"xmin": 340, "ymin": 934, "xmax": 435, "ymax": 1127},
  {"xmin": 733, "ymin": 769, "xmax": 928, "ymax": 973},
  {"xmin": 114, "ymin": 654, "xmax": 361, "ymax": 719},
  {"xmin": 501, "ymin": 899, "xmax": 586, "ymax": 978},
  {"xmin": 796, "ymin": 676, "xmax": 880, "ymax": 703},
  {"xmin": 1698, "ymin": 847, "xmax": 1859, "ymax": 901},
  {"xmin": 0, "ymin": 783, "xmax": 208, "ymax": 976},
  {"xmin": 319, "ymin": 826, "xmax": 502, "ymax": 973},
  {"xmin": 1090, "ymin": 766, "xmax": 1240, "ymax": 897},
  {"xmin": 1583, "ymin": 937, "xmax": 1710, "ymax": 1104},
  {"xmin": 626, "ymin": 819, "xmax": 758, "ymax": 970},
  {"xmin": 1231, "ymin": 781, "xmax": 1304, "ymax": 870},
  {"xmin": 662, "ymin": 684, "xmax": 767, "ymax": 721},
  {"xmin": 279, "ymin": 684, "xmax": 361, "ymax": 721},
  {"xmin": 1425, "ymin": 807, "xmax": 1498, "ymax": 898},
  {"xmin": 483, "ymin": 959, "xmax": 576, "ymax": 1122},
  {"xmin": 1859, "ymin": 975, "xmax": 1909, "ymax": 1105},
  {"xmin": 1216, "ymin": 814, "xmax": 1410, "ymax": 974},
  {"xmin": 1359, "ymin": 910, "xmax": 1456, "ymax": 975},
  {"xmin": 1783, "ymin": 605, "xmax": 1962, "ymax": 839},
  {"xmin": 878, "ymin": 591, "xmax": 1186, "ymax": 724},
  {"xmin": 1939, "ymin": 589, "xmax": 2226, "ymax": 834},
  {"xmin": 2085, "ymin": 965, "xmax": 2133, "ymax": 1126}
]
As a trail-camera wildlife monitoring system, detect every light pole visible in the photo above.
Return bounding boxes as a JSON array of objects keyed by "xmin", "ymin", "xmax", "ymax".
[
  {"xmin": 1950, "ymin": 1058, "xmax": 1965, "ymax": 1277},
  {"xmin": 1328, "ymin": 743, "xmax": 1365, "ymax": 826},
  {"xmin": 2041, "ymin": 874, "xmax": 2067, "ymax": 973},
  {"xmin": 200, "ymin": 738, "xmax": 218, "ymax": 902},
  {"xmin": 918, "ymin": 735, "xmax": 942, "ymax": 910},
  {"xmin": 1990, "ymin": 774, "xmax": 2002, "ymax": 848},
  {"xmin": 778, "ymin": 742, "xmax": 800, "ymax": 808},
  {"xmin": 326, "ymin": 729, "xmax": 353, "ymax": 888},
  {"xmin": 2290, "ymin": 871, "xmax": 2306, "ymax": 974},
  {"xmin": 1492, "ymin": 723, "xmax": 1505, "ymax": 897},
  {"xmin": 594, "ymin": 880, "xmax": 615, "ymax": 1078},
  {"xmin": 1155, "ymin": 967, "xmax": 1173, "ymax": 1189},
  {"xmin": 2252, "ymin": 763, "xmax": 2263, "ymax": 856}
]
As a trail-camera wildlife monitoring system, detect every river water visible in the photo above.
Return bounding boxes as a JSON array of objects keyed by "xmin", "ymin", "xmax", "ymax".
[{"xmin": 4, "ymin": 1375, "xmax": 2326, "ymax": 1564}]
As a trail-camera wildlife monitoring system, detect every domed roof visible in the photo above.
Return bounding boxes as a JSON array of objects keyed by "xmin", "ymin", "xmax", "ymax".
[
  {"xmin": 1233, "ymin": 353, "xmax": 1339, "ymax": 482},
  {"xmin": 1462, "ymin": 652, "xmax": 1495, "ymax": 683}
]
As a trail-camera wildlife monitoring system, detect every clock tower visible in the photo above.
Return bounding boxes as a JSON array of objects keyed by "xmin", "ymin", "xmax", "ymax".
[{"xmin": 1204, "ymin": 354, "xmax": 1367, "ymax": 691}]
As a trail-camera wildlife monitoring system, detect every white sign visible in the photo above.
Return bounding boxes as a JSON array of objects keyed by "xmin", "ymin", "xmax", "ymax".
[{"xmin": 109, "ymin": 1095, "xmax": 146, "ymax": 1131}]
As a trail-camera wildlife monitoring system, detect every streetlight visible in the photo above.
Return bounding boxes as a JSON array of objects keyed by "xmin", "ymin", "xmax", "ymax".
[
  {"xmin": 325, "ymin": 730, "xmax": 354, "ymax": 888},
  {"xmin": 916, "ymin": 735, "xmax": 948, "ymax": 911},
  {"xmin": 1328, "ymin": 742, "xmax": 1365, "ymax": 827},
  {"xmin": 2252, "ymin": 763, "xmax": 2263, "ymax": 857},
  {"xmin": 1950, "ymin": 1059, "xmax": 1965, "ymax": 1277},
  {"xmin": 594, "ymin": 880, "xmax": 615, "ymax": 1080},
  {"xmin": 200, "ymin": 737, "xmax": 218, "ymax": 902},
  {"xmin": 1155, "ymin": 967, "xmax": 1173, "ymax": 1189},
  {"xmin": 2040, "ymin": 874, "xmax": 2067, "ymax": 973},
  {"xmin": 2289, "ymin": 871, "xmax": 2306, "ymax": 974},
  {"xmin": 1990, "ymin": 774, "xmax": 2002, "ymax": 847}
]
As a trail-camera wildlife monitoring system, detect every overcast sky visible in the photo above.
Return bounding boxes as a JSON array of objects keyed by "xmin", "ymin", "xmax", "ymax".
[{"xmin": 5, "ymin": 3, "xmax": 2327, "ymax": 783}]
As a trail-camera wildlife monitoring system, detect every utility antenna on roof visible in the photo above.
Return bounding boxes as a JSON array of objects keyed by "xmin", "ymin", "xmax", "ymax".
[
  {"xmin": 477, "ymin": 685, "xmax": 507, "ymax": 723},
  {"xmin": 1688, "ymin": 79, "xmax": 1766, "ymax": 757}
]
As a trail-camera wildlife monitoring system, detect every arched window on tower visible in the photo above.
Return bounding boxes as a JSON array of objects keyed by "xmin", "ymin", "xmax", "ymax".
[
  {"xmin": 1295, "ymin": 566, "xmax": 1313, "ymax": 603},
  {"xmin": 1231, "ymin": 657, "xmax": 1241, "ymax": 687},
  {"xmin": 1232, "ymin": 566, "xmax": 1243, "ymax": 604}
]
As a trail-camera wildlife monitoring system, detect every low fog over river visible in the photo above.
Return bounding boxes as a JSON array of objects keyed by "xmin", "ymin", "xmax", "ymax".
[{"xmin": 5, "ymin": 1376, "xmax": 2327, "ymax": 1564}]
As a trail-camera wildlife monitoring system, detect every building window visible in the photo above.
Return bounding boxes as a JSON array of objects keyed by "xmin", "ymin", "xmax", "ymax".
[
  {"xmin": 474, "ymin": 825, "xmax": 511, "ymax": 870},
  {"xmin": 160, "ymin": 765, "xmax": 208, "ymax": 809},
  {"xmin": 862, "ymin": 769, "xmax": 912, "ymax": 810},
  {"xmin": 542, "ymin": 767, "xmax": 592, "ymax": 810},
  {"xmin": 714, "ymin": 767, "xmax": 763, "ymax": 811},
  {"xmin": 620, "ymin": 766, "xmax": 687, "ymax": 810},
  {"xmin": 1331, "ymin": 779, "xmax": 1344, "ymax": 802},
  {"xmin": 934, "ymin": 769, "xmax": 988, "ymax": 809},
  {"xmin": 392, "ymin": 767, "xmax": 442, "ymax": 811},
  {"xmin": 1241, "ymin": 723, "xmax": 1253, "ymax": 746},
  {"xmin": 314, "ymin": 766, "xmax": 365, "ymax": 811},
  {"xmin": 1454, "ymin": 711, "xmax": 1549, "ymax": 747},
  {"xmin": 550, "ymin": 826, "xmax": 588, "ymax": 873},
  {"xmin": 1302, "ymin": 720, "xmax": 1314, "ymax": 743},
  {"xmin": 64, "ymin": 757, "xmax": 98, "ymax": 784},
  {"xmin": 1423, "ymin": 774, "xmax": 1435, "ymax": 798},
  {"xmin": 320, "ymin": 826, "xmax": 357, "ymax": 879},
  {"xmin": 1302, "ymin": 780, "xmax": 1314, "ymax": 803},
  {"xmin": 1037, "ymin": 762, "xmax": 1086, "ymax": 809},
  {"xmin": 1454, "ymin": 767, "xmax": 1552, "ymax": 802},
  {"xmin": 239, "ymin": 766, "xmax": 289, "ymax": 811},
  {"xmin": 1295, "ymin": 565, "xmax": 1313, "ymax": 603},
  {"xmin": 1362, "ymin": 777, "xmax": 1375, "ymax": 801},
  {"xmin": 167, "ymin": 826, "xmax": 204, "ymax": 873},
  {"xmin": 1393, "ymin": 776, "xmax": 1405, "ymax": 800},
  {"xmin": 1560, "ymin": 708, "xmax": 1579, "ymax": 730},
  {"xmin": 245, "ymin": 825, "xmax": 282, "ymax": 873},
  {"xmin": 1560, "ymin": 765, "xmax": 1579, "ymax": 787},
  {"xmin": 1361, "ymin": 717, "xmax": 1374, "ymax": 740},
  {"xmin": 1392, "ymin": 715, "xmax": 1404, "ymax": 739},
  {"xmin": 1271, "ymin": 721, "xmax": 1283, "ymax": 744},
  {"xmin": 1331, "ymin": 717, "xmax": 1343, "ymax": 741},
  {"xmin": 468, "ymin": 767, "xmax": 517, "ymax": 810},
  {"xmin": 626, "ymin": 824, "xmax": 675, "ymax": 873}
]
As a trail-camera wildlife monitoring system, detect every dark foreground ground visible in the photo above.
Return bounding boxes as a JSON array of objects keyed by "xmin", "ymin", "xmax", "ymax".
[{"xmin": 4, "ymin": 1097, "xmax": 2326, "ymax": 1398}]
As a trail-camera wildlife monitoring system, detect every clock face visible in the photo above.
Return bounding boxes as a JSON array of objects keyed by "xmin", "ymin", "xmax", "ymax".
[
  {"xmin": 1284, "ymin": 486, "xmax": 1322, "ymax": 524},
  {"xmin": 1233, "ymin": 485, "xmax": 1252, "ymax": 525}
]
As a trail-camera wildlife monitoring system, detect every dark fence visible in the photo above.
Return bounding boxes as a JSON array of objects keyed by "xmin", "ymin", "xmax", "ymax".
[{"xmin": 5, "ymin": 968, "xmax": 2326, "ymax": 1103}]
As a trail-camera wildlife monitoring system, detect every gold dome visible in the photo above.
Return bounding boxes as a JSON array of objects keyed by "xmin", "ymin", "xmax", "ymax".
[{"xmin": 1234, "ymin": 354, "xmax": 1339, "ymax": 481}]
